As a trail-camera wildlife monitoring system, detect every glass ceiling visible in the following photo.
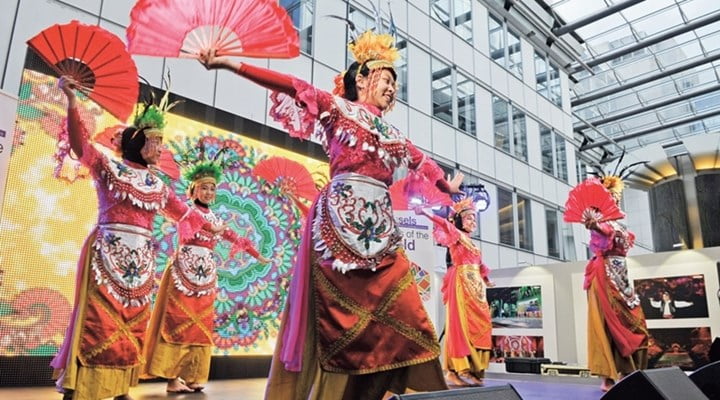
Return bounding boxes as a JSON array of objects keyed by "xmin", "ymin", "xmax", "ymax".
[{"xmin": 543, "ymin": 0, "xmax": 720, "ymax": 159}]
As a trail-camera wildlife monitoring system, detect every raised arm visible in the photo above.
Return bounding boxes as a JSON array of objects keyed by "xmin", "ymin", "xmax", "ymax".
[
  {"xmin": 407, "ymin": 141, "xmax": 463, "ymax": 194},
  {"xmin": 59, "ymin": 76, "xmax": 93, "ymax": 160},
  {"xmin": 199, "ymin": 50, "xmax": 295, "ymax": 96},
  {"xmin": 414, "ymin": 206, "xmax": 460, "ymax": 247}
]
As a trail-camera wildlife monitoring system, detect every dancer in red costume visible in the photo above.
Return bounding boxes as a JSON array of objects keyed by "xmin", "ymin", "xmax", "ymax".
[
  {"xmin": 416, "ymin": 197, "xmax": 494, "ymax": 387},
  {"xmin": 142, "ymin": 159, "xmax": 269, "ymax": 393},
  {"xmin": 576, "ymin": 175, "xmax": 648, "ymax": 392},
  {"xmin": 199, "ymin": 30, "xmax": 463, "ymax": 399},
  {"xmin": 50, "ymin": 77, "xmax": 222, "ymax": 400}
]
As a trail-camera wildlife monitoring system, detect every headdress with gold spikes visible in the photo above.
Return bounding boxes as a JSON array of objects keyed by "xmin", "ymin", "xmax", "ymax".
[
  {"xmin": 589, "ymin": 149, "xmax": 646, "ymax": 196},
  {"xmin": 327, "ymin": 2, "xmax": 400, "ymax": 96},
  {"xmin": 451, "ymin": 197, "xmax": 475, "ymax": 216}
]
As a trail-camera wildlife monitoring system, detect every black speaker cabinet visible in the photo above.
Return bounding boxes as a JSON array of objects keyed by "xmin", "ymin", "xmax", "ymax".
[
  {"xmin": 601, "ymin": 367, "xmax": 708, "ymax": 400},
  {"xmin": 389, "ymin": 384, "xmax": 522, "ymax": 399},
  {"xmin": 690, "ymin": 360, "xmax": 720, "ymax": 399}
]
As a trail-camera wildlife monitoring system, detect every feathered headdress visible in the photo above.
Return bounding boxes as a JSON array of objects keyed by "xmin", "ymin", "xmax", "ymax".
[
  {"xmin": 451, "ymin": 197, "xmax": 475, "ymax": 216},
  {"xmin": 133, "ymin": 72, "xmax": 181, "ymax": 139},
  {"xmin": 589, "ymin": 149, "xmax": 646, "ymax": 196},
  {"xmin": 175, "ymin": 136, "xmax": 243, "ymax": 198},
  {"xmin": 326, "ymin": 1, "xmax": 400, "ymax": 96}
]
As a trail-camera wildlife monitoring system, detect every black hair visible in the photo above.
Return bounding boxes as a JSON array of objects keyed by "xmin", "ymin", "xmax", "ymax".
[
  {"xmin": 120, "ymin": 126, "xmax": 148, "ymax": 166},
  {"xmin": 342, "ymin": 61, "xmax": 397, "ymax": 101}
]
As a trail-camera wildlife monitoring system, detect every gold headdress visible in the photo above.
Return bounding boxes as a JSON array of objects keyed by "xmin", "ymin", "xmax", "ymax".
[
  {"xmin": 348, "ymin": 30, "xmax": 399, "ymax": 71},
  {"xmin": 451, "ymin": 197, "xmax": 475, "ymax": 216}
]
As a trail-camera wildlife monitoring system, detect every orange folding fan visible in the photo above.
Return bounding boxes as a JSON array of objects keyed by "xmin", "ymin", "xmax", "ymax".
[
  {"xmin": 27, "ymin": 20, "xmax": 139, "ymax": 122},
  {"xmin": 127, "ymin": 0, "xmax": 300, "ymax": 59}
]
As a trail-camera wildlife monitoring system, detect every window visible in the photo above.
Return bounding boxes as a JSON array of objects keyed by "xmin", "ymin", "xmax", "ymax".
[
  {"xmin": 457, "ymin": 72, "xmax": 475, "ymax": 134},
  {"xmin": 545, "ymin": 207, "xmax": 560, "ymax": 258},
  {"xmin": 432, "ymin": 58, "xmax": 453, "ymax": 125},
  {"xmin": 347, "ymin": 7, "xmax": 408, "ymax": 102},
  {"xmin": 432, "ymin": 59, "xmax": 476, "ymax": 135},
  {"xmin": 488, "ymin": 15, "xmax": 522, "ymax": 78},
  {"xmin": 498, "ymin": 188, "xmax": 514, "ymax": 246},
  {"xmin": 493, "ymin": 96, "xmax": 527, "ymax": 161},
  {"xmin": 576, "ymin": 158, "xmax": 589, "ymax": 184},
  {"xmin": 534, "ymin": 52, "xmax": 562, "ymax": 106},
  {"xmin": 517, "ymin": 194, "xmax": 532, "ymax": 251},
  {"xmin": 546, "ymin": 207, "xmax": 576, "ymax": 260},
  {"xmin": 540, "ymin": 125, "xmax": 568, "ymax": 182},
  {"xmin": 498, "ymin": 188, "xmax": 533, "ymax": 251},
  {"xmin": 431, "ymin": 0, "xmax": 473, "ymax": 42},
  {"xmin": 281, "ymin": 0, "xmax": 314, "ymax": 55}
]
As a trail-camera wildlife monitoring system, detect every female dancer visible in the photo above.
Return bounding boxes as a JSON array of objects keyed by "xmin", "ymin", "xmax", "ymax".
[
  {"xmin": 416, "ymin": 198, "xmax": 494, "ymax": 387},
  {"xmin": 51, "ymin": 76, "xmax": 218, "ymax": 400},
  {"xmin": 582, "ymin": 176, "xmax": 648, "ymax": 392},
  {"xmin": 199, "ymin": 30, "xmax": 463, "ymax": 399},
  {"xmin": 143, "ymin": 160, "xmax": 269, "ymax": 393}
]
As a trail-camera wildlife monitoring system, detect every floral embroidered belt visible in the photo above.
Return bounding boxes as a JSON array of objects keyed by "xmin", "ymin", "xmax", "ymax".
[
  {"xmin": 172, "ymin": 244, "xmax": 217, "ymax": 297},
  {"xmin": 604, "ymin": 256, "xmax": 640, "ymax": 308},
  {"xmin": 91, "ymin": 223, "xmax": 155, "ymax": 307},
  {"xmin": 313, "ymin": 173, "xmax": 401, "ymax": 273}
]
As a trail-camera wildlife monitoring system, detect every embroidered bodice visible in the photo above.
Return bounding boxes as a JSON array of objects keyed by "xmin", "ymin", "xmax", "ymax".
[
  {"xmin": 69, "ymin": 107, "xmax": 202, "ymax": 230},
  {"xmin": 429, "ymin": 214, "xmax": 489, "ymax": 280},
  {"xmin": 589, "ymin": 220, "xmax": 635, "ymax": 257},
  {"xmin": 268, "ymin": 78, "xmax": 445, "ymax": 187}
]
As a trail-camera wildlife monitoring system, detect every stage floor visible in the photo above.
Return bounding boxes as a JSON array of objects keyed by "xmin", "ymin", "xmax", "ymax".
[{"xmin": 0, "ymin": 373, "xmax": 605, "ymax": 399}]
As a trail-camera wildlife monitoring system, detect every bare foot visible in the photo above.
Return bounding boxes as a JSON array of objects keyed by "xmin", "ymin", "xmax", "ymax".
[
  {"xmin": 166, "ymin": 378, "xmax": 194, "ymax": 394},
  {"xmin": 600, "ymin": 377, "xmax": 615, "ymax": 392},
  {"xmin": 186, "ymin": 382, "xmax": 205, "ymax": 392},
  {"xmin": 457, "ymin": 370, "xmax": 484, "ymax": 386},
  {"xmin": 444, "ymin": 370, "xmax": 468, "ymax": 387}
]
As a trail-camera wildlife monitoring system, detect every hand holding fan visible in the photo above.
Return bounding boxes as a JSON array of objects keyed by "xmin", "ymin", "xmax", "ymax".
[
  {"xmin": 390, "ymin": 177, "xmax": 452, "ymax": 210},
  {"xmin": 254, "ymin": 156, "xmax": 319, "ymax": 203},
  {"xmin": 127, "ymin": 0, "xmax": 299, "ymax": 59},
  {"xmin": 564, "ymin": 178, "xmax": 625, "ymax": 224},
  {"xmin": 27, "ymin": 20, "xmax": 139, "ymax": 121}
]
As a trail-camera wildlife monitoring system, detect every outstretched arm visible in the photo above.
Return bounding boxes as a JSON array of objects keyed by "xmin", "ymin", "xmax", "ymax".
[
  {"xmin": 414, "ymin": 206, "xmax": 459, "ymax": 247},
  {"xmin": 222, "ymin": 228, "xmax": 270, "ymax": 263},
  {"xmin": 59, "ymin": 76, "xmax": 87, "ymax": 159},
  {"xmin": 407, "ymin": 141, "xmax": 463, "ymax": 194},
  {"xmin": 199, "ymin": 49, "xmax": 296, "ymax": 96}
]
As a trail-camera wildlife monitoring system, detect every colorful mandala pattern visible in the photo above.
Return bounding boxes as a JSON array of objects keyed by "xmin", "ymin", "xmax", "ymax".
[{"xmin": 154, "ymin": 133, "xmax": 302, "ymax": 353}]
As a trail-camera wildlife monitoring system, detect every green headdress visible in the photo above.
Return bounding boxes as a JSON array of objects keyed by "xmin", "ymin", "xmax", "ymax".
[{"xmin": 133, "ymin": 72, "xmax": 180, "ymax": 139}]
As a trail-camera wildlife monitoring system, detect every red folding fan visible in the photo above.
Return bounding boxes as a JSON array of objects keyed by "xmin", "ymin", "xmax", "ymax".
[
  {"xmin": 564, "ymin": 178, "xmax": 625, "ymax": 224},
  {"xmin": 389, "ymin": 177, "xmax": 452, "ymax": 210},
  {"xmin": 27, "ymin": 21, "xmax": 139, "ymax": 122},
  {"xmin": 253, "ymin": 157, "xmax": 318, "ymax": 202},
  {"xmin": 127, "ymin": 0, "xmax": 299, "ymax": 59}
]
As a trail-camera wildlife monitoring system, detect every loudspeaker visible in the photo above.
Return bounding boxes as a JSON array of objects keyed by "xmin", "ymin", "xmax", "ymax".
[
  {"xmin": 690, "ymin": 360, "xmax": 720, "ymax": 399},
  {"xmin": 601, "ymin": 367, "xmax": 708, "ymax": 400},
  {"xmin": 389, "ymin": 384, "xmax": 522, "ymax": 399}
]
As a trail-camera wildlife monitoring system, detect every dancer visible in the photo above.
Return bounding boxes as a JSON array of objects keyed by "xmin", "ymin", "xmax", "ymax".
[
  {"xmin": 581, "ymin": 176, "xmax": 648, "ymax": 392},
  {"xmin": 649, "ymin": 291, "xmax": 694, "ymax": 319},
  {"xmin": 50, "ymin": 76, "xmax": 217, "ymax": 400},
  {"xmin": 199, "ymin": 30, "xmax": 463, "ymax": 399},
  {"xmin": 143, "ymin": 157, "xmax": 269, "ymax": 393},
  {"xmin": 416, "ymin": 197, "xmax": 494, "ymax": 387}
]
